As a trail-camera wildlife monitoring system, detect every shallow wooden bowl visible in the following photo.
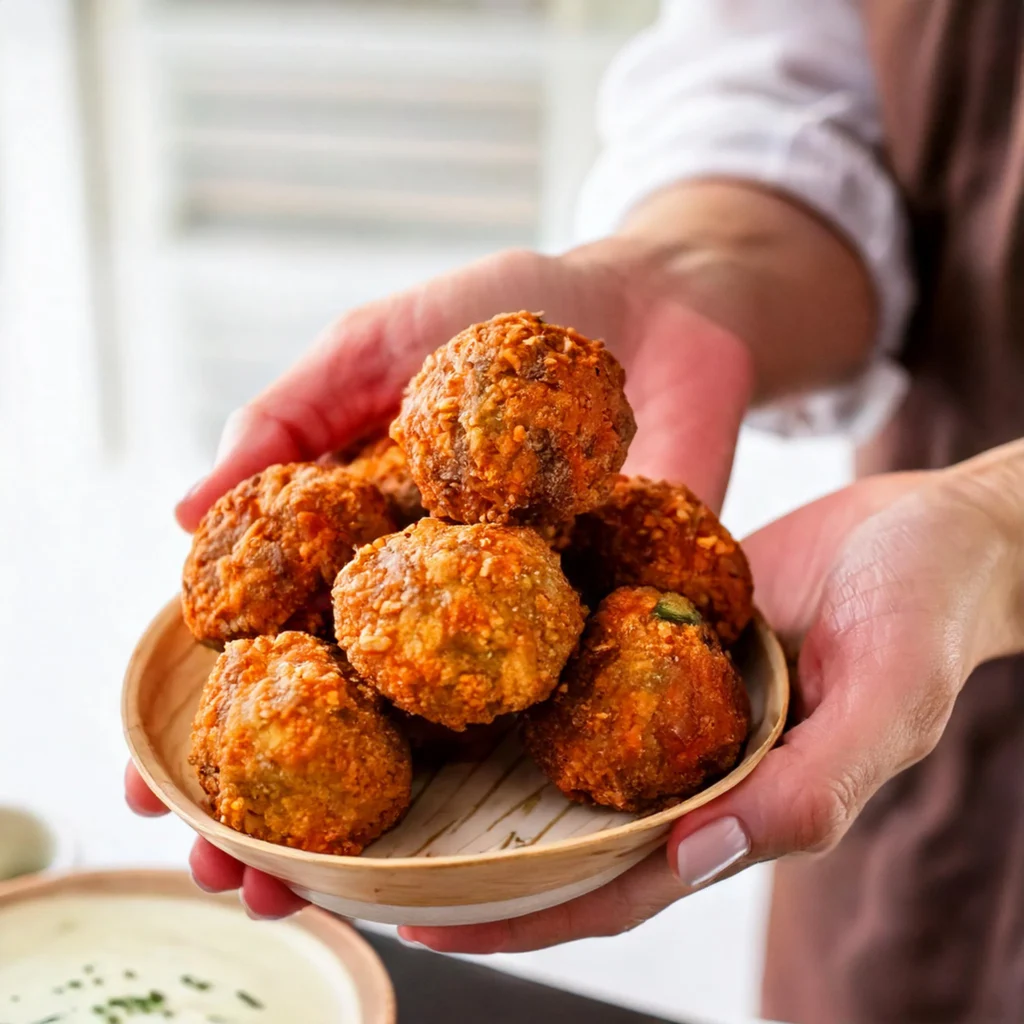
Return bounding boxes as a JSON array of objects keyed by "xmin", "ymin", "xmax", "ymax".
[
  {"xmin": 124, "ymin": 599, "xmax": 788, "ymax": 926},
  {"xmin": 0, "ymin": 868, "xmax": 394, "ymax": 1022}
]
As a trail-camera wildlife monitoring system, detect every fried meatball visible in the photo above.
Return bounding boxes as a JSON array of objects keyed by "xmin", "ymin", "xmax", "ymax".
[
  {"xmin": 320, "ymin": 431, "xmax": 426, "ymax": 528},
  {"xmin": 391, "ymin": 311, "xmax": 636, "ymax": 525},
  {"xmin": 535, "ymin": 518, "xmax": 576, "ymax": 553},
  {"xmin": 564, "ymin": 476, "xmax": 753, "ymax": 644},
  {"xmin": 189, "ymin": 632, "xmax": 412, "ymax": 854},
  {"xmin": 333, "ymin": 517, "xmax": 585, "ymax": 730},
  {"xmin": 523, "ymin": 588, "xmax": 750, "ymax": 813},
  {"xmin": 183, "ymin": 463, "xmax": 395, "ymax": 645}
]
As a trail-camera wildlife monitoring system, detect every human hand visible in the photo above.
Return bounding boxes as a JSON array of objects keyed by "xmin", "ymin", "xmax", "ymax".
[
  {"xmin": 398, "ymin": 443, "xmax": 1024, "ymax": 952},
  {"xmin": 124, "ymin": 243, "xmax": 755, "ymax": 916}
]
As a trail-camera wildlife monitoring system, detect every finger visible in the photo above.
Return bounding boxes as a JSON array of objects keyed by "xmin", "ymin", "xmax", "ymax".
[
  {"xmin": 240, "ymin": 866, "xmax": 308, "ymax": 919},
  {"xmin": 124, "ymin": 762, "xmax": 169, "ymax": 817},
  {"xmin": 623, "ymin": 301, "xmax": 753, "ymax": 513},
  {"xmin": 175, "ymin": 250, "xmax": 558, "ymax": 531},
  {"xmin": 400, "ymin": 850, "xmax": 687, "ymax": 953},
  {"xmin": 189, "ymin": 838, "xmax": 245, "ymax": 893},
  {"xmin": 667, "ymin": 519, "xmax": 963, "ymax": 881}
]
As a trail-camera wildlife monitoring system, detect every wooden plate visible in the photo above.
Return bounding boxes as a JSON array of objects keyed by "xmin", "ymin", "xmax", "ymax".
[
  {"xmin": 0, "ymin": 868, "xmax": 394, "ymax": 1022},
  {"xmin": 123, "ymin": 599, "xmax": 789, "ymax": 926}
]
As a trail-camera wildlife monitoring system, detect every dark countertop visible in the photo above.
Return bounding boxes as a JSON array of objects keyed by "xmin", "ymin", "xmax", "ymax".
[{"xmin": 361, "ymin": 930, "xmax": 682, "ymax": 1024}]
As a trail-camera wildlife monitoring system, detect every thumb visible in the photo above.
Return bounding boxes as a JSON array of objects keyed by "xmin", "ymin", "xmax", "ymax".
[
  {"xmin": 667, "ymin": 501, "xmax": 966, "ymax": 884},
  {"xmin": 622, "ymin": 300, "xmax": 753, "ymax": 513}
]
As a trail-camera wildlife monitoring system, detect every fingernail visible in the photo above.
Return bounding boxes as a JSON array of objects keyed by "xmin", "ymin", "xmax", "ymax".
[
  {"xmin": 191, "ymin": 875, "xmax": 218, "ymax": 894},
  {"xmin": 177, "ymin": 478, "xmax": 205, "ymax": 509},
  {"xmin": 396, "ymin": 927, "xmax": 423, "ymax": 948},
  {"xmin": 674, "ymin": 816, "xmax": 750, "ymax": 888},
  {"xmin": 128, "ymin": 806, "xmax": 166, "ymax": 818},
  {"xmin": 215, "ymin": 408, "xmax": 247, "ymax": 467},
  {"xmin": 238, "ymin": 891, "xmax": 269, "ymax": 921}
]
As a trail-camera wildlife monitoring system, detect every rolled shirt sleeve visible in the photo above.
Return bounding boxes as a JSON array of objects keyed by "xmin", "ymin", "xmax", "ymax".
[{"xmin": 575, "ymin": 0, "xmax": 913, "ymax": 441}]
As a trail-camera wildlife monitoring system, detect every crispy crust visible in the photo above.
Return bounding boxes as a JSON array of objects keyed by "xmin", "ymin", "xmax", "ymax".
[
  {"xmin": 182, "ymin": 463, "xmax": 395, "ymax": 644},
  {"xmin": 523, "ymin": 587, "xmax": 750, "ymax": 813},
  {"xmin": 333, "ymin": 517, "xmax": 585, "ymax": 730},
  {"xmin": 391, "ymin": 311, "xmax": 636, "ymax": 525},
  {"xmin": 189, "ymin": 632, "xmax": 412, "ymax": 855},
  {"xmin": 321, "ymin": 431, "xmax": 426, "ymax": 528},
  {"xmin": 564, "ymin": 476, "xmax": 753, "ymax": 644}
]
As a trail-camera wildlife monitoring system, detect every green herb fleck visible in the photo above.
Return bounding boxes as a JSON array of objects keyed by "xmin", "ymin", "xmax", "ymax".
[
  {"xmin": 124, "ymin": 970, "xmax": 137, "ymax": 980},
  {"xmin": 653, "ymin": 594, "xmax": 702, "ymax": 625},
  {"xmin": 83, "ymin": 965, "xmax": 95, "ymax": 975},
  {"xmin": 68, "ymin": 980, "xmax": 83, "ymax": 990},
  {"xmin": 236, "ymin": 990, "xmax": 264, "ymax": 1010},
  {"xmin": 32, "ymin": 1016, "xmax": 63, "ymax": 1024},
  {"xmin": 181, "ymin": 975, "xmax": 212, "ymax": 992}
]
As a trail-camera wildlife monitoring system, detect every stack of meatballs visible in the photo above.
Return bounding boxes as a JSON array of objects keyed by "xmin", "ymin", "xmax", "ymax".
[{"xmin": 184, "ymin": 311, "xmax": 753, "ymax": 856}]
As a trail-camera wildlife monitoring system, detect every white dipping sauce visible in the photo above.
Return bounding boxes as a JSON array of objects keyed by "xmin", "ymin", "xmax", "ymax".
[{"xmin": 0, "ymin": 894, "xmax": 364, "ymax": 1023}]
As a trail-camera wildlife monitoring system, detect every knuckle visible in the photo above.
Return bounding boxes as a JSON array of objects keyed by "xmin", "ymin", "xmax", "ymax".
[
  {"xmin": 904, "ymin": 673, "xmax": 957, "ymax": 764},
  {"xmin": 795, "ymin": 769, "xmax": 862, "ymax": 854}
]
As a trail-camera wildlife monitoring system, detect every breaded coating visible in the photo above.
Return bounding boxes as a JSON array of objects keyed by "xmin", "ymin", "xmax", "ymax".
[
  {"xmin": 333, "ymin": 517, "xmax": 585, "ymax": 730},
  {"xmin": 564, "ymin": 476, "xmax": 753, "ymax": 644},
  {"xmin": 182, "ymin": 463, "xmax": 395, "ymax": 645},
  {"xmin": 320, "ymin": 431, "xmax": 426, "ymax": 528},
  {"xmin": 391, "ymin": 311, "xmax": 636, "ymax": 525},
  {"xmin": 189, "ymin": 632, "xmax": 412, "ymax": 855},
  {"xmin": 535, "ymin": 518, "xmax": 576, "ymax": 553},
  {"xmin": 523, "ymin": 588, "xmax": 750, "ymax": 813}
]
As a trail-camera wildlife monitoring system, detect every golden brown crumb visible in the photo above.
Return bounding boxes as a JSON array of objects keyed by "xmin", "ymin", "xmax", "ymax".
[
  {"xmin": 563, "ymin": 476, "xmax": 753, "ymax": 644},
  {"xmin": 189, "ymin": 632, "xmax": 412, "ymax": 855},
  {"xmin": 523, "ymin": 587, "xmax": 750, "ymax": 812},
  {"xmin": 333, "ymin": 517, "xmax": 585, "ymax": 729},
  {"xmin": 391, "ymin": 311, "xmax": 636, "ymax": 525},
  {"xmin": 182, "ymin": 463, "xmax": 395, "ymax": 645},
  {"xmin": 320, "ymin": 430, "xmax": 426, "ymax": 528}
]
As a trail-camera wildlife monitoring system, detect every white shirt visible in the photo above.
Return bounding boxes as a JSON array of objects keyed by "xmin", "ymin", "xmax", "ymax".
[{"xmin": 575, "ymin": 0, "xmax": 913, "ymax": 441}]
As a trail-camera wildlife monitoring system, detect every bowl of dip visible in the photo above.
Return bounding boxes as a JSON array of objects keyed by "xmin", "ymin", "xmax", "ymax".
[
  {"xmin": 0, "ymin": 806, "xmax": 76, "ymax": 883},
  {"xmin": 0, "ymin": 869, "xmax": 394, "ymax": 1023}
]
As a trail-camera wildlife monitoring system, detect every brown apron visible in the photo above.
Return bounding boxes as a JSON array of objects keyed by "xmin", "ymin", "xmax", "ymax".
[{"xmin": 761, "ymin": 3, "xmax": 1024, "ymax": 1022}]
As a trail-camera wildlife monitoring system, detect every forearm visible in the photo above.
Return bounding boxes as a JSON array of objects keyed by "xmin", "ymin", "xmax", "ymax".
[{"xmin": 567, "ymin": 180, "xmax": 877, "ymax": 404}]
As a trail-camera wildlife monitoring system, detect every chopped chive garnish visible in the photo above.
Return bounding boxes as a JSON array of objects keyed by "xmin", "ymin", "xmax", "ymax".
[
  {"xmin": 181, "ymin": 975, "xmax": 211, "ymax": 991},
  {"xmin": 237, "ymin": 990, "xmax": 264, "ymax": 1010},
  {"xmin": 653, "ymin": 594, "xmax": 702, "ymax": 625}
]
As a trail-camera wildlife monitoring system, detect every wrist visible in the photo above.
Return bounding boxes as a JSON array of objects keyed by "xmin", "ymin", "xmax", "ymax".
[
  {"xmin": 943, "ymin": 441, "xmax": 1024, "ymax": 665},
  {"xmin": 565, "ymin": 180, "xmax": 877, "ymax": 404},
  {"xmin": 561, "ymin": 232, "xmax": 756, "ymax": 405}
]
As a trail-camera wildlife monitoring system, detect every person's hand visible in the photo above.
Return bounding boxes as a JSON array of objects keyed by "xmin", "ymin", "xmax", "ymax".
[
  {"xmin": 396, "ymin": 443, "xmax": 1024, "ymax": 952},
  {"xmin": 124, "ymin": 243, "xmax": 756, "ymax": 916}
]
